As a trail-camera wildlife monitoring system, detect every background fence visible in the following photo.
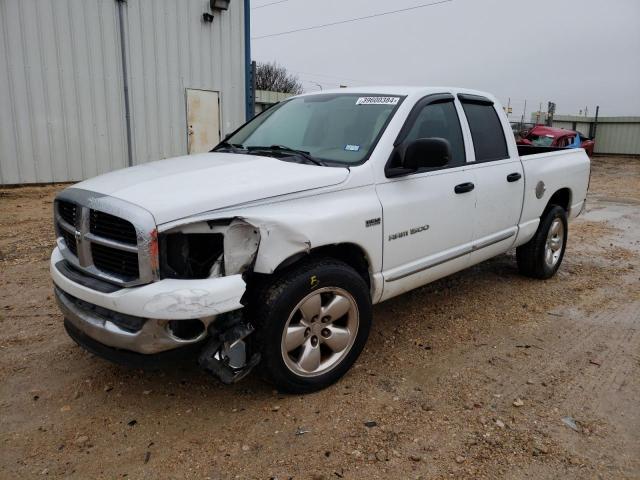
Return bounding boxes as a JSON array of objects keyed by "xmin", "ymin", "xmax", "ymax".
[{"xmin": 551, "ymin": 115, "xmax": 640, "ymax": 156}]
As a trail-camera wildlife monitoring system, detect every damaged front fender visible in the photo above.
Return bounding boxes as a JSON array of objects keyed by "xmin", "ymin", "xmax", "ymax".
[
  {"xmin": 223, "ymin": 219, "xmax": 261, "ymax": 276},
  {"xmin": 242, "ymin": 216, "xmax": 311, "ymax": 274},
  {"xmin": 160, "ymin": 215, "xmax": 313, "ymax": 278}
]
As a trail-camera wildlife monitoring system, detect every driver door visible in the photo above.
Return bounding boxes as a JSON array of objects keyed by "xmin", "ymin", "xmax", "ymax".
[{"xmin": 376, "ymin": 95, "xmax": 475, "ymax": 300}]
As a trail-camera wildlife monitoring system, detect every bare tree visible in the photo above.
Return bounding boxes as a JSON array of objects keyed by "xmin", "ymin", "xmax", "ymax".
[{"xmin": 255, "ymin": 61, "xmax": 303, "ymax": 94}]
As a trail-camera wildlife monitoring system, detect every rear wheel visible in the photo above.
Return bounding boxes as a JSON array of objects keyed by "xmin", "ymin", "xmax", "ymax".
[
  {"xmin": 516, "ymin": 205, "xmax": 568, "ymax": 279},
  {"xmin": 252, "ymin": 258, "xmax": 372, "ymax": 393}
]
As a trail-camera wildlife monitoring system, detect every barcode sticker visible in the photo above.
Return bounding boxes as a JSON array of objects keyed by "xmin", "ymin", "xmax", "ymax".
[{"xmin": 356, "ymin": 96, "xmax": 400, "ymax": 106}]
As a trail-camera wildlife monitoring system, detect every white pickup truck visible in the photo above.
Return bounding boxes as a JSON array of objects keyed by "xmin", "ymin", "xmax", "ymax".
[{"xmin": 51, "ymin": 87, "xmax": 590, "ymax": 392}]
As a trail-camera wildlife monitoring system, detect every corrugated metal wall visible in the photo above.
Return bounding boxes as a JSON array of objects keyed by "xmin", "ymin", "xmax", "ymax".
[
  {"xmin": 575, "ymin": 122, "xmax": 591, "ymax": 135},
  {"xmin": 590, "ymin": 121, "xmax": 640, "ymax": 155},
  {"xmin": 554, "ymin": 121, "xmax": 592, "ymax": 138},
  {"xmin": 0, "ymin": 0, "xmax": 127, "ymax": 184},
  {"xmin": 0, "ymin": 0, "xmax": 246, "ymax": 185},
  {"xmin": 552, "ymin": 115, "xmax": 640, "ymax": 155},
  {"xmin": 124, "ymin": 0, "xmax": 246, "ymax": 166}
]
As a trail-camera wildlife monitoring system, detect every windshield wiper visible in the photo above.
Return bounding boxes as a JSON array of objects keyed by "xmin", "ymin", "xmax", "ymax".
[
  {"xmin": 211, "ymin": 141, "xmax": 245, "ymax": 153},
  {"xmin": 247, "ymin": 145, "xmax": 325, "ymax": 166}
]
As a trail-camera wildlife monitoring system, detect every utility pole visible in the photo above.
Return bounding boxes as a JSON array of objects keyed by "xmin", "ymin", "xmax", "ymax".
[
  {"xmin": 538, "ymin": 102, "xmax": 542, "ymax": 124},
  {"xmin": 546, "ymin": 101, "xmax": 556, "ymax": 126},
  {"xmin": 591, "ymin": 105, "xmax": 600, "ymax": 140}
]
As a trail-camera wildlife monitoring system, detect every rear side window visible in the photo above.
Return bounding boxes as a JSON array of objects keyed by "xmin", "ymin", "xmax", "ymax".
[
  {"xmin": 461, "ymin": 102, "xmax": 509, "ymax": 162},
  {"xmin": 404, "ymin": 101, "xmax": 466, "ymax": 167}
]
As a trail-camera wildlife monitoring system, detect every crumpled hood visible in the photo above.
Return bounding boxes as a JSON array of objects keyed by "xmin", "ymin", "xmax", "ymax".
[{"xmin": 73, "ymin": 152, "xmax": 349, "ymax": 224}]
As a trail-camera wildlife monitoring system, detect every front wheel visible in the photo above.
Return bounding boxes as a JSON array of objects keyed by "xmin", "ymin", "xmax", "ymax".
[
  {"xmin": 252, "ymin": 258, "xmax": 372, "ymax": 393},
  {"xmin": 516, "ymin": 205, "xmax": 568, "ymax": 279}
]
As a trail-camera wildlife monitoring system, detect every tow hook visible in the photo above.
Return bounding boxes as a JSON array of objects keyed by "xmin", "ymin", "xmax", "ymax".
[{"xmin": 198, "ymin": 312, "xmax": 261, "ymax": 384}]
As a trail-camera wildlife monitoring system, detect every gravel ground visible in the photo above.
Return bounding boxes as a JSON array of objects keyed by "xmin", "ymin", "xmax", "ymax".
[{"xmin": 1, "ymin": 156, "xmax": 639, "ymax": 479}]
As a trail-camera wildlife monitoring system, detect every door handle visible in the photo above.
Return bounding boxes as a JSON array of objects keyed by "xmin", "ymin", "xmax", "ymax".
[
  {"xmin": 454, "ymin": 182, "xmax": 475, "ymax": 194},
  {"xmin": 507, "ymin": 172, "xmax": 522, "ymax": 182}
]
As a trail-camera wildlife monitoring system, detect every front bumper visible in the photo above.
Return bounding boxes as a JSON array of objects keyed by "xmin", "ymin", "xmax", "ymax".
[
  {"xmin": 51, "ymin": 247, "xmax": 247, "ymax": 354},
  {"xmin": 63, "ymin": 317, "xmax": 204, "ymax": 368}
]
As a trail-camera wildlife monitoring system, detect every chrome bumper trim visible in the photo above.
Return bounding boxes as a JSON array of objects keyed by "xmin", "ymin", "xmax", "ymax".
[{"xmin": 55, "ymin": 287, "xmax": 206, "ymax": 354}]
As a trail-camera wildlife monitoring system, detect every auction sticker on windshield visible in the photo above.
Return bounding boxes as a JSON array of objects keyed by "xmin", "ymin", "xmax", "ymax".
[{"xmin": 356, "ymin": 96, "xmax": 400, "ymax": 105}]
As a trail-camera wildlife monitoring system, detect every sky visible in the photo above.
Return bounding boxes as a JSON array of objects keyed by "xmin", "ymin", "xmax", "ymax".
[{"xmin": 250, "ymin": 0, "xmax": 640, "ymax": 120}]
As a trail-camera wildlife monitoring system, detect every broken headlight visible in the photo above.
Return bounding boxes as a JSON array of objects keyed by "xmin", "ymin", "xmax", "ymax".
[{"xmin": 159, "ymin": 219, "xmax": 260, "ymax": 279}]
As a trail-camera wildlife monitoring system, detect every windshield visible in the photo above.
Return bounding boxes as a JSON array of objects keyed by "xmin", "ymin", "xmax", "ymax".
[
  {"xmin": 222, "ymin": 94, "xmax": 404, "ymax": 164},
  {"xmin": 528, "ymin": 134, "xmax": 556, "ymax": 147}
]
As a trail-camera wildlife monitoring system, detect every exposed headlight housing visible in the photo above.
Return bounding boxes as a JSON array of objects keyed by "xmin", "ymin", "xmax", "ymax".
[{"xmin": 159, "ymin": 219, "xmax": 260, "ymax": 279}]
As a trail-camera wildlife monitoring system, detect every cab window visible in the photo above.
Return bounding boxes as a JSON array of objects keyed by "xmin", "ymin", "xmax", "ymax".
[
  {"xmin": 403, "ymin": 101, "xmax": 466, "ymax": 168},
  {"xmin": 461, "ymin": 102, "xmax": 509, "ymax": 162}
]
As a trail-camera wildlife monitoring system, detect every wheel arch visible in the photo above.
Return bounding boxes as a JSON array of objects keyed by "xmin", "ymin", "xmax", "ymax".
[
  {"xmin": 546, "ymin": 187, "xmax": 572, "ymax": 213},
  {"xmin": 274, "ymin": 243, "xmax": 372, "ymax": 288}
]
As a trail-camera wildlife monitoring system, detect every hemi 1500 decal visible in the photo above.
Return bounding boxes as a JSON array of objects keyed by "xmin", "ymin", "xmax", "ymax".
[{"xmin": 388, "ymin": 224, "xmax": 430, "ymax": 241}]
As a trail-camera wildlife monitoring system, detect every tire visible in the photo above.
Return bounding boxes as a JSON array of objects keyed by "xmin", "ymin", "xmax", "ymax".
[
  {"xmin": 516, "ymin": 205, "xmax": 568, "ymax": 279},
  {"xmin": 250, "ymin": 258, "xmax": 372, "ymax": 393}
]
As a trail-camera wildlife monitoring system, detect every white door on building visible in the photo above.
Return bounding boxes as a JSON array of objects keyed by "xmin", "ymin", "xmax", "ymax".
[{"xmin": 186, "ymin": 89, "xmax": 221, "ymax": 154}]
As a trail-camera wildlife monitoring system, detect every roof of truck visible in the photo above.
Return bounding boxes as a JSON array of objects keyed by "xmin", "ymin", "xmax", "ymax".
[{"xmin": 296, "ymin": 86, "xmax": 498, "ymax": 102}]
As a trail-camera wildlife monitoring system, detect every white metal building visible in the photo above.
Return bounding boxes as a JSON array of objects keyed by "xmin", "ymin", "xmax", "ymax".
[
  {"xmin": 0, "ymin": 0, "xmax": 251, "ymax": 185},
  {"xmin": 254, "ymin": 89, "xmax": 293, "ymax": 115}
]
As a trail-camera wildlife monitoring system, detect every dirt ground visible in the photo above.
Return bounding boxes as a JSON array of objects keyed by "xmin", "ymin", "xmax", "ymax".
[{"xmin": 1, "ymin": 156, "xmax": 639, "ymax": 479}]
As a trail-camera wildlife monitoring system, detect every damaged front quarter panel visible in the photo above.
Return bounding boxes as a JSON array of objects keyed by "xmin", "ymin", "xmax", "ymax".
[
  {"xmin": 159, "ymin": 218, "xmax": 260, "ymax": 280},
  {"xmin": 201, "ymin": 216, "xmax": 311, "ymax": 278},
  {"xmin": 161, "ymin": 215, "xmax": 311, "ymax": 278},
  {"xmin": 242, "ymin": 217, "xmax": 311, "ymax": 274},
  {"xmin": 223, "ymin": 219, "xmax": 261, "ymax": 276}
]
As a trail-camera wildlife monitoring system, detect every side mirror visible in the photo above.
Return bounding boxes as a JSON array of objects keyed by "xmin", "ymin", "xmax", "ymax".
[{"xmin": 403, "ymin": 138, "xmax": 451, "ymax": 170}]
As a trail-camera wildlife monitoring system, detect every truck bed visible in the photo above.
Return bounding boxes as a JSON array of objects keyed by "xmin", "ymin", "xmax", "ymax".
[{"xmin": 517, "ymin": 145, "xmax": 571, "ymax": 156}]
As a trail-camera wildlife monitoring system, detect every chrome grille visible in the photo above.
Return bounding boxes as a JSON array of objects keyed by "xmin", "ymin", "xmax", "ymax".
[
  {"xmin": 59, "ymin": 228, "xmax": 78, "ymax": 256},
  {"xmin": 90, "ymin": 210, "xmax": 137, "ymax": 245},
  {"xmin": 91, "ymin": 243, "xmax": 140, "ymax": 280},
  {"xmin": 54, "ymin": 190, "xmax": 158, "ymax": 287},
  {"xmin": 57, "ymin": 200, "xmax": 77, "ymax": 227}
]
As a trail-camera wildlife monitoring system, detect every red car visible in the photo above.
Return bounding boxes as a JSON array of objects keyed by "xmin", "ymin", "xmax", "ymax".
[{"xmin": 517, "ymin": 125, "xmax": 595, "ymax": 156}]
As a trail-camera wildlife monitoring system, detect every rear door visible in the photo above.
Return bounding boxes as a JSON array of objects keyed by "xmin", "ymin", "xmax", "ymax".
[
  {"xmin": 377, "ymin": 94, "xmax": 476, "ymax": 300},
  {"xmin": 458, "ymin": 95, "xmax": 524, "ymax": 264}
]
